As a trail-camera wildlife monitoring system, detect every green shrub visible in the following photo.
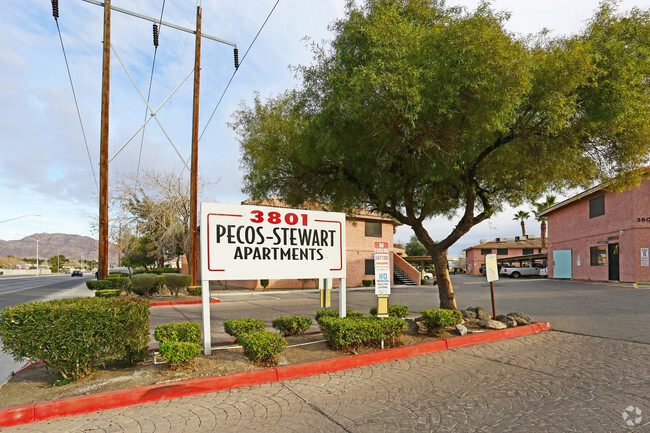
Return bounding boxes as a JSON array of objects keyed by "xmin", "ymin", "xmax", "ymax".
[
  {"xmin": 154, "ymin": 322, "xmax": 202, "ymax": 345},
  {"xmin": 108, "ymin": 272, "xmax": 131, "ymax": 278},
  {"xmin": 315, "ymin": 309, "xmax": 364, "ymax": 324},
  {"xmin": 260, "ymin": 279, "xmax": 270, "ymax": 290},
  {"xmin": 223, "ymin": 318, "xmax": 266, "ymax": 342},
  {"xmin": 187, "ymin": 286, "xmax": 201, "ymax": 296},
  {"xmin": 319, "ymin": 316, "xmax": 407, "ymax": 351},
  {"xmin": 419, "ymin": 309, "xmax": 463, "ymax": 332},
  {"xmin": 131, "ymin": 273, "xmax": 161, "ymax": 297},
  {"xmin": 0, "ymin": 297, "xmax": 150, "ymax": 381},
  {"xmin": 238, "ymin": 331, "xmax": 287, "ymax": 365},
  {"xmin": 109, "ymin": 276, "xmax": 132, "ymax": 294},
  {"xmin": 369, "ymin": 304, "xmax": 409, "ymax": 319},
  {"xmin": 151, "ymin": 268, "xmax": 180, "ymax": 275},
  {"xmin": 162, "ymin": 274, "xmax": 193, "ymax": 297},
  {"xmin": 362, "ymin": 279, "xmax": 373, "ymax": 287},
  {"xmin": 272, "ymin": 316, "xmax": 313, "ymax": 336},
  {"xmin": 95, "ymin": 289, "xmax": 121, "ymax": 297},
  {"xmin": 86, "ymin": 280, "xmax": 113, "ymax": 291},
  {"xmin": 158, "ymin": 340, "xmax": 201, "ymax": 366}
]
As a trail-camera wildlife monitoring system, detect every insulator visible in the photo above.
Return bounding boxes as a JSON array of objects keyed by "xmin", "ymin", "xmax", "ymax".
[
  {"xmin": 233, "ymin": 48, "xmax": 239, "ymax": 69},
  {"xmin": 51, "ymin": 0, "xmax": 59, "ymax": 19},
  {"xmin": 153, "ymin": 23, "xmax": 159, "ymax": 47}
]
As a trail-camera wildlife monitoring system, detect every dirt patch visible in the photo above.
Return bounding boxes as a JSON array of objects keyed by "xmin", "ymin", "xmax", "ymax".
[{"xmin": 0, "ymin": 323, "xmax": 482, "ymax": 409}]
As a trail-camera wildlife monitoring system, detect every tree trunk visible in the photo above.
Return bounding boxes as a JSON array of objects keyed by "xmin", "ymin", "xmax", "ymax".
[
  {"xmin": 541, "ymin": 220, "xmax": 547, "ymax": 249},
  {"xmin": 521, "ymin": 220, "xmax": 526, "ymax": 236},
  {"xmin": 430, "ymin": 248, "xmax": 457, "ymax": 310}
]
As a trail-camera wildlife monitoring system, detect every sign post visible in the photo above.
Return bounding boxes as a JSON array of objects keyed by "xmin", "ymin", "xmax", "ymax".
[
  {"xmin": 484, "ymin": 253, "xmax": 499, "ymax": 319},
  {"xmin": 200, "ymin": 203, "xmax": 346, "ymax": 355},
  {"xmin": 374, "ymin": 241, "xmax": 391, "ymax": 318}
]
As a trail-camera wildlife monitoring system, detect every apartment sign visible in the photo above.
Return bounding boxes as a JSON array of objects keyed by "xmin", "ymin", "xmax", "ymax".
[
  {"xmin": 374, "ymin": 241, "xmax": 391, "ymax": 295},
  {"xmin": 641, "ymin": 248, "xmax": 649, "ymax": 267},
  {"xmin": 200, "ymin": 203, "xmax": 346, "ymax": 280}
]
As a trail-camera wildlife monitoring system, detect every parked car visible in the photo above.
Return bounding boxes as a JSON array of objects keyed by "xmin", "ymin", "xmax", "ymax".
[
  {"xmin": 71, "ymin": 270, "xmax": 83, "ymax": 277},
  {"xmin": 499, "ymin": 263, "xmax": 547, "ymax": 278}
]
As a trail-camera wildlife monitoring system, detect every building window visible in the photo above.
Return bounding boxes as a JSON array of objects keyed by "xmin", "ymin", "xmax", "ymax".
[
  {"xmin": 590, "ymin": 246, "xmax": 607, "ymax": 266},
  {"xmin": 365, "ymin": 221, "xmax": 382, "ymax": 238},
  {"xmin": 481, "ymin": 249, "xmax": 492, "ymax": 255},
  {"xmin": 589, "ymin": 195, "xmax": 605, "ymax": 219},
  {"xmin": 364, "ymin": 259, "xmax": 375, "ymax": 274},
  {"xmin": 523, "ymin": 248, "xmax": 534, "ymax": 255},
  {"xmin": 497, "ymin": 248, "xmax": 508, "ymax": 255}
]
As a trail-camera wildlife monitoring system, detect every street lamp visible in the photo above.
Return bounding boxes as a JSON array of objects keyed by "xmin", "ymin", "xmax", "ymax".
[
  {"xmin": 25, "ymin": 236, "xmax": 42, "ymax": 277},
  {"xmin": 0, "ymin": 214, "xmax": 42, "ymax": 224}
]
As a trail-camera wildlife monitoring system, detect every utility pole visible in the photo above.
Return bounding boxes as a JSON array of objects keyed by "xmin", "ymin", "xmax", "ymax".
[
  {"xmin": 189, "ymin": 6, "xmax": 201, "ymax": 286},
  {"xmin": 98, "ymin": 0, "xmax": 111, "ymax": 280}
]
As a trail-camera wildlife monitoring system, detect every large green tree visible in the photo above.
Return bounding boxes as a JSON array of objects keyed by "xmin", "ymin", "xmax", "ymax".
[{"xmin": 233, "ymin": 0, "xmax": 650, "ymax": 309}]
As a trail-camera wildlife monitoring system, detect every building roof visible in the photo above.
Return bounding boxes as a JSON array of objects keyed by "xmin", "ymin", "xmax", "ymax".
[
  {"xmin": 536, "ymin": 184, "xmax": 606, "ymax": 218},
  {"xmin": 464, "ymin": 236, "xmax": 542, "ymax": 251}
]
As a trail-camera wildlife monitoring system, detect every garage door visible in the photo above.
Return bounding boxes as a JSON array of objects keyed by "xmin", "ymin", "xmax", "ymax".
[{"xmin": 553, "ymin": 250, "xmax": 572, "ymax": 279}]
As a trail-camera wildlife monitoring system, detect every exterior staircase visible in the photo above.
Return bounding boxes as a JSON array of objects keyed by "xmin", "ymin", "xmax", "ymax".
[{"xmin": 394, "ymin": 264, "xmax": 417, "ymax": 286}]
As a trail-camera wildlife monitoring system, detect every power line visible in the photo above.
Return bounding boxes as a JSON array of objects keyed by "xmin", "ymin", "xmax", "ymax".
[
  {"xmin": 197, "ymin": 0, "xmax": 280, "ymax": 144},
  {"xmin": 51, "ymin": 0, "xmax": 99, "ymax": 192}
]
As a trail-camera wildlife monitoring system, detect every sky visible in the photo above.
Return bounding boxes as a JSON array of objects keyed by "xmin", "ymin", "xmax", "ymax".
[{"xmin": 1, "ymin": 0, "xmax": 649, "ymax": 258}]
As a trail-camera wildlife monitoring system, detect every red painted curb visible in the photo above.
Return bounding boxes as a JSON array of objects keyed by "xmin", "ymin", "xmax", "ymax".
[
  {"xmin": 0, "ymin": 322, "xmax": 551, "ymax": 428},
  {"xmin": 150, "ymin": 299, "xmax": 221, "ymax": 307}
]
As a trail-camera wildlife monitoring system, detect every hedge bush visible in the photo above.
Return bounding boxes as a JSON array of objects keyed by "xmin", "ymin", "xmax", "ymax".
[
  {"xmin": 315, "ymin": 309, "xmax": 364, "ymax": 324},
  {"xmin": 158, "ymin": 340, "xmax": 201, "ymax": 366},
  {"xmin": 187, "ymin": 286, "xmax": 201, "ymax": 296},
  {"xmin": 361, "ymin": 279, "xmax": 373, "ymax": 287},
  {"xmin": 319, "ymin": 316, "xmax": 407, "ymax": 350},
  {"xmin": 154, "ymin": 322, "xmax": 201, "ymax": 345},
  {"xmin": 86, "ymin": 280, "xmax": 113, "ymax": 291},
  {"xmin": 223, "ymin": 318, "xmax": 266, "ymax": 342},
  {"xmin": 95, "ymin": 289, "xmax": 121, "ymax": 297},
  {"xmin": 0, "ymin": 297, "xmax": 150, "ymax": 380},
  {"xmin": 131, "ymin": 273, "xmax": 162, "ymax": 297},
  {"xmin": 238, "ymin": 331, "xmax": 287, "ymax": 365},
  {"xmin": 418, "ymin": 309, "xmax": 463, "ymax": 332},
  {"xmin": 162, "ymin": 273, "xmax": 193, "ymax": 297},
  {"xmin": 107, "ymin": 276, "xmax": 132, "ymax": 294},
  {"xmin": 369, "ymin": 304, "xmax": 409, "ymax": 319},
  {"xmin": 272, "ymin": 316, "xmax": 312, "ymax": 336}
]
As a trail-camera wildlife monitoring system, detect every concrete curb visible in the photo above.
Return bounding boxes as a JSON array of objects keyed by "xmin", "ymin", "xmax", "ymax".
[{"xmin": 0, "ymin": 322, "xmax": 551, "ymax": 428}]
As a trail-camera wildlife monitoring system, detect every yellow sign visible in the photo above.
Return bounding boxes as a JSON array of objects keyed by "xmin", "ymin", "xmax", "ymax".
[{"xmin": 377, "ymin": 295, "xmax": 389, "ymax": 318}]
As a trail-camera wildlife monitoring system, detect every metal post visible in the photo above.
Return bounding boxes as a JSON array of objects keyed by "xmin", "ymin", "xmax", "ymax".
[
  {"xmin": 189, "ymin": 6, "xmax": 201, "ymax": 287},
  {"xmin": 201, "ymin": 278, "xmax": 211, "ymax": 355},
  {"xmin": 98, "ymin": 0, "xmax": 111, "ymax": 280},
  {"xmin": 338, "ymin": 277, "xmax": 346, "ymax": 317},
  {"xmin": 36, "ymin": 240, "xmax": 39, "ymax": 277},
  {"xmin": 490, "ymin": 281, "xmax": 496, "ymax": 319}
]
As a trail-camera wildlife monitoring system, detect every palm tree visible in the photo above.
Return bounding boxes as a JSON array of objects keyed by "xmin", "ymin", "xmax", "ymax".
[
  {"xmin": 513, "ymin": 210, "xmax": 530, "ymax": 236},
  {"xmin": 534, "ymin": 195, "xmax": 557, "ymax": 249}
]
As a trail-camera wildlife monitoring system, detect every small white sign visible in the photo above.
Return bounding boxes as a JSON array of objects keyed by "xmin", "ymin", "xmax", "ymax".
[
  {"xmin": 200, "ymin": 203, "xmax": 346, "ymax": 280},
  {"xmin": 374, "ymin": 241, "xmax": 391, "ymax": 295},
  {"xmin": 641, "ymin": 248, "xmax": 649, "ymax": 267},
  {"xmin": 485, "ymin": 254, "xmax": 499, "ymax": 283}
]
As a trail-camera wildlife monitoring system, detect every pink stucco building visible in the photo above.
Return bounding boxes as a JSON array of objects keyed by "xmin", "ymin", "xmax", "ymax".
[
  {"xmin": 538, "ymin": 180, "xmax": 650, "ymax": 282},
  {"xmin": 464, "ymin": 237, "xmax": 543, "ymax": 275}
]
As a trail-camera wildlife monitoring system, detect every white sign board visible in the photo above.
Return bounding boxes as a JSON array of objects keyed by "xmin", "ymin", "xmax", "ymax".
[
  {"xmin": 374, "ymin": 241, "xmax": 391, "ymax": 295},
  {"xmin": 642, "ymin": 248, "xmax": 649, "ymax": 267},
  {"xmin": 485, "ymin": 253, "xmax": 499, "ymax": 283},
  {"xmin": 200, "ymin": 203, "xmax": 346, "ymax": 280}
]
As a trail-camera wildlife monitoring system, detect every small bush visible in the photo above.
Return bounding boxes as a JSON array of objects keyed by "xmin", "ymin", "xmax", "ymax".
[
  {"xmin": 109, "ymin": 276, "xmax": 132, "ymax": 294},
  {"xmin": 162, "ymin": 273, "xmax": 193, "ymax": 297},
  {"xmin": 86, "ymin": 280, "xmax": 113, "ymax": 291},
  {"xmin": 131, "ymin": 273, "xmax": 161, "ymax": 297},
  {"xmin": 419, "ymin": 309, "xmax": 463, "ymax": 333},
  {"xmin": 369, "ymin": 304, "xmax": 409, "ymax": 319},
  {"xmin": 154, "ymin": 322, "xmax": 201, "ymax": 345},
  {"xmin": 272, "ymin": 316, "xmax": 313, "ymax": 336},
  {"xmin": 187, "ymin": 286, "xmax": 201, "ymax": 296},
  {"xmin": 362, "ymin": 279, "xmax": 373, "ymax": 287},
  {"xmin": 260, "ymin": 279, "xmax": 270, "ymax": 290},
  {"xmin": 0, "ymin": 297, "xmax": 149, "ymax": 380},
  {"xmin": 319, "ymin": 316, "xmax": 407, "ymax": 351},
  {"xmin": 223, "ymin": 318, "xmax": 265, "ymax": 342},
  {"xmin": 158, "ymin": 340, "xmax": 201, "ymax": 366},
  {"xmin": 238, "ymin": 331, "xmax": 287, "ymax": 365},
  {"xmin": 108, "ymin": 272, "xmax": 131, "ymax": 278},
  {"xmin": 95, "ymin": 289, "xmax": 121, "ymax": 297},
  {"xmin": 316, "ymin": 309, "xmax": 364, "ymax": 324}
]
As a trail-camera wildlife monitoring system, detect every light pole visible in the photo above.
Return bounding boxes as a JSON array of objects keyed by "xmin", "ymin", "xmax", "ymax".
[
  {"xmin": 26, "ymin": 236, "xmax": 42, "ymax": 277},
  {"xmin": 0, "ymin": 214, "xmax": 42, "ymax": 224}
]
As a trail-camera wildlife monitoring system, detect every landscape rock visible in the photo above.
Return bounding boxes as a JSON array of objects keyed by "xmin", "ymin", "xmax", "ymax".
[
  {"xmin": 476, "ymin": 319, "xmax": 507, "ymax": 330},
  {"xmin": 405, "ymin": 318, "xmax": 420, "ymax": 335},
  {"xmin": 461, "ymin": 309, "xmax": 477, "ymax": 319},
  {"xmin": 466, "ymin": 306, "xmax": 491, "ymax": 320},
  {"xmin": 507, "ymin": 312, "xmax": 531, "ymax": 326},
  {"xmin": 496, "ymin": 315, "xmax": 518, "ymax": 328},
  {"xmin": 455, "ymin": 324, "xmax": 468, "ymax": 336}
]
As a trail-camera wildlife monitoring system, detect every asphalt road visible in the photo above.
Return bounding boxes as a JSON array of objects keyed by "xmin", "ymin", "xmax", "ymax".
[{"xmin": 0, "ymin": 274, "xmax": 93, "ymax": 310}]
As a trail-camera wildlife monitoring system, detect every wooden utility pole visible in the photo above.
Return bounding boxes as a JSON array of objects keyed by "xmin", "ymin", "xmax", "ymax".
[
  {"xmin": 189, "ymin": 6, "xmax": 201, "ymax": 286},
  {"xmin": 98, "ymin": 0, "xmax": 111, "ymax": 280}
]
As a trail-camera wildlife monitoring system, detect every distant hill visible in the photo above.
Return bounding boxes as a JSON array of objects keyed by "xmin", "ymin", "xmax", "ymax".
[{"xmin": 0, "ymin": 233, "xmax": 118, "ymax": 262}]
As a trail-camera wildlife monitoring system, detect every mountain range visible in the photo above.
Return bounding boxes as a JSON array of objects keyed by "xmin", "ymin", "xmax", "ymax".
[{"xmin": 0, "ymin": 233, "xmax": 119, "ymax": 262}]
